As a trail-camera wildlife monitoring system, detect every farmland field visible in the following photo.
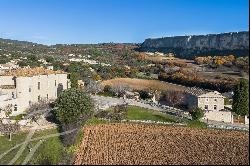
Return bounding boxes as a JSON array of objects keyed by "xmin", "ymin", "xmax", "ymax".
[
  {"xmin": 74, "ymin": 123, "xmax": 249, "ymax": 165},
  {"xmin": 101, "ymin": 78, "xmax": 187, "ymax": 91}
]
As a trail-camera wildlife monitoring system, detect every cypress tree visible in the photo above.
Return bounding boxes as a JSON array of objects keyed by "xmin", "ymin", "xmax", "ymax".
[{"xmin": 232, "ymin": 79, "xmax": 249, "ymax": 116}]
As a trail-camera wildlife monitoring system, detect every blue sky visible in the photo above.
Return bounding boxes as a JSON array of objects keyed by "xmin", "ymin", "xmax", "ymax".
[{"xmin": 0, "ymin": 0, "xmax": 249, "ymax": 45}]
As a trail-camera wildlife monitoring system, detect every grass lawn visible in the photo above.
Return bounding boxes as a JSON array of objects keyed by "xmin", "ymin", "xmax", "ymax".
[
  {"xmin": 0, "ymin": 108, "xmax": 206, "ymax": 165},
  {"xmin": 85, "ymin": 117, "xmax": 111, "ymax": 126},
  {"xmin": 0, "ymin": 131, "xmax": 29, "ymax": 165},
  {"xmin": 0, "ymin": 118, "xmax": 112, "ymax": 165},
  {"xmin": 126, "ymin": 106, "xmax": 181, "ymax": 123},
  {"xmin": 187, "ymin": 120, "xmax": 207, "ymax": 128},
  {"xmin": 0, "ymin": 128, "xmax": 63, "ymax": 165}
]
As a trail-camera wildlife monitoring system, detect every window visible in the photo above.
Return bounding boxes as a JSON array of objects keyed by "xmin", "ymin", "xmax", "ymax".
[
  {"xmin": 47, "ymin": 94, "xmax": 49, "ymax": 100},
  {"xmin": 29, "ymin": 101, "xmax": 32, "ymax": 106},
  {"xmin": 205, "ymin": 105, "xmax": 208, "ymax": 110},
  {"xmin": 214, "ymin": 105, "xmax": 217, "ymax": 110},
  {"xmin": 214, "ymin": 98, "xmax": 217, "ymax": 102},
  {"xmin": 29, "ymin": 87, "xmax": 31, "ymax": 92},
  {"xmin": 55, "ymin": 80, "xmax": 57, "ymax": 86},
  {"xmin": 38, "ymin": 82, "xmax": 40, "ymax": 90},
  {"xmin": 38, "ymin": 95, "xmax": 41, "ymax": 101},
  {"xmin": 205, "ymin": 98, "xmax": 209, "ymax": 102},
  {"xmin": 14, "ymin": 104, "xmax": 17, "ymax": 111},
  {"xmin": 12, "ymin": 92, "xmax": 15, "ymax": 98}
]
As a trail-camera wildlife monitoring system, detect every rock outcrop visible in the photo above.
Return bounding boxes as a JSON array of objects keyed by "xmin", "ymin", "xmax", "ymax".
[{"xmin": 139, "ymin": 31, "xmax": 249, "ymax": 58}]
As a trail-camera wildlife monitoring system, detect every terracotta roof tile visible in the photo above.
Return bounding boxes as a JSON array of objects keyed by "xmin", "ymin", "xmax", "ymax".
[{"xmin": 0, "ymin": 67, "xmax": 66, "ymax": 77}]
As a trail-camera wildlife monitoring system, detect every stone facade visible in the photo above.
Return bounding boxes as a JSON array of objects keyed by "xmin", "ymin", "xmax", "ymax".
[
  {"xmin": 197, "ymin": 91, "xmax": 224, "ymax": 111},
  {"xmin": 188, "ymin": 91, "xmax": 234, "ymax": 123},
  {"xmin": 202, "ymin": 110, "xmax": 233, "ymax": 123},
  {"xmin": 0, "ymin": 67, "xmax": 70, "ymax": 117},
  {"xmin": 245, "ymin": 116, "xmax": 249, "ymax": 125}
]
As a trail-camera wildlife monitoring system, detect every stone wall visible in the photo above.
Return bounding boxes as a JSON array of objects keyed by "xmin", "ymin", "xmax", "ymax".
[{"xmin": 203, "ymin": 110, "xmax": 233, "ymax": 123}]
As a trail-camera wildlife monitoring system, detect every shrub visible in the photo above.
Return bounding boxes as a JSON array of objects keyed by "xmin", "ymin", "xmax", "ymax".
[
  {"xmin": 189, "ymin": 107, "xmax": 204, "ymax": 120},
  {"xmin": 55, "ymin": 89, "xmax": 94, "ymax": 124},
  {"xmin": 54, "ymin": 89, "xmax": 94, "ymax": 147},
  {"xmin": 103, "ymin": 85, "xmax": 112, "ymax": 93},
  {"xmin": 139, "ymin": 90, "xmax": 151, "ymax": 100}
]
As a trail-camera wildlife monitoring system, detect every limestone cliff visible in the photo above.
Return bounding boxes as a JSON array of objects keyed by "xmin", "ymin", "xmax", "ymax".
[{"xmin": 139, "ymin": 31, "xmax": 249, "ymax": 58}]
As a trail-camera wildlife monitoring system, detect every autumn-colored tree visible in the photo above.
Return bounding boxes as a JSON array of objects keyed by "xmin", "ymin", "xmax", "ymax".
[
  {"xmin": 227, "ymin": 55, "xmax": 235, "ymax": 62},
  {"xmin": 92, "ymin": 74, "xmax": 102, "ymax": 81},
  {"xmin": 214, "ymin": 57, "xmax": 225, "ymax": 65}
]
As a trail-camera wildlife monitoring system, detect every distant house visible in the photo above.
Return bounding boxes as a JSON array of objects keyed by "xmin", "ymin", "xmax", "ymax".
[
  {"xmin": 69, "ymin": 58, "xmax": 83, "ymax": 62},
  {"xmin": 222, "ymin": 91, "xmax": 234, "ymax": 99},
  {"xmin": 38, "ymin": 58, "xmax": 46, "ymax": 64},
  {"xmin": 245, "ymin": 115, "xmax": 249, "ymax": 125},
  {"xmin": 187, "ymin": 90, "xmax": 233, "ymax": 123},
  {"xmin": 155, "ymin": 52, "xmax": 164, "ymax": 56},
  {"xmin": 145, "ymin": 52, "xmax": 154, "ymax": 56},
  {"xmin": 47, "ymin": 66, "xmax": 54, "ymax": 70},
  {"xmin": 0, "ymin": 62, "xmax": 19, "ymax": 71}
]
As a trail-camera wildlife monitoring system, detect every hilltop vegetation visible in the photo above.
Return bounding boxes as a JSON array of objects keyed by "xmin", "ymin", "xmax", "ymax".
[{"xmin": 0, "ymin": 37, "xmax": 248, "ymax": 93}]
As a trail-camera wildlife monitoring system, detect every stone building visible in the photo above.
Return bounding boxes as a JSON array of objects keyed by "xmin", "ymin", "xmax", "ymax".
[
  {"xmin": 196, "ymin": 91, "xmax": 225, "ymax": 111},
  {"xmin": 186, "ymin": 88, "xmax": 233, "ymax": 123},
  {"xmin": 0, "ymin": 67, "xmax": 70, "ymax": 117}
]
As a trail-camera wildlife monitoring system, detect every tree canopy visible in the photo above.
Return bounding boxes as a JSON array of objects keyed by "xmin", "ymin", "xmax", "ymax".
[
  {"xmin": 232, "ymin": 79, "xmax": 249, "ymax": 116},
  {"xmin": 54, "ymin": 88, "xmax": 94, "ymax": 124},
  {"xmin": 189, "ymin": 107, "xmax": 204, "ymax": 120}
]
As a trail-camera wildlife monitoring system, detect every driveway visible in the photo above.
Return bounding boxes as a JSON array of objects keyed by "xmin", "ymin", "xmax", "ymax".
[{"xmin": 91, "ymin": 95, "xmax": 191, "ymax": 119}]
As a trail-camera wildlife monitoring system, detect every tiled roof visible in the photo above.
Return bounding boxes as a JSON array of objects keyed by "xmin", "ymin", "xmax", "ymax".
[
  {"xmin": 198, "ymin": 91, "xmax": 224, "ymax": 98},
  {"xmin": 0, "ymin": 67, "xmax": 66, "ymax": 77},
  {"xmin": 184, "ymin": 86, "xmax": 209, "ymax": 96}
]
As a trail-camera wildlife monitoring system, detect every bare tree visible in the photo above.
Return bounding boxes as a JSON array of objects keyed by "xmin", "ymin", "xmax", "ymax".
[
  {"xmin": 27, "ymin": 99, "xmax": 50, "ymax": 112},
  {"xmin": 1, "ymin": 104, "xmax": 13, "ymax": 118},
  {"xmin": 112, "ymin": 84, "xmax": 130, "ymax": 97},
  {"xmin": 0, "ymin": 122, "xmax": 20, "ymax": 141},
  {"xmin": 25, "ymin": 99, "xmax": 51, "ymax": 124},
  {"xmin": 163, "ymin": 91, "xmax": 185, "ymax": 108},
  {"xmin": 85, "ymin": 80, "xmax": 102, "ymax": 95}
]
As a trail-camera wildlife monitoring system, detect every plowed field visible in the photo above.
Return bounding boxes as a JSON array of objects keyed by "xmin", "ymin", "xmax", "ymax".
[{"xmin": 74, "ymin": 123, "xmax": 249, "ymax": 165}]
